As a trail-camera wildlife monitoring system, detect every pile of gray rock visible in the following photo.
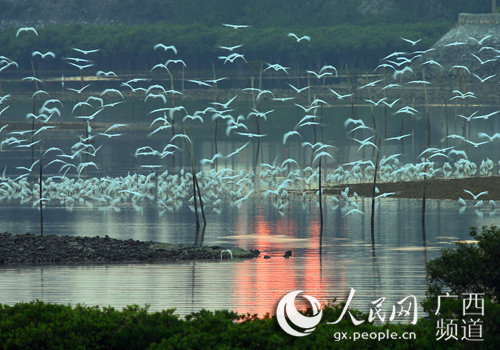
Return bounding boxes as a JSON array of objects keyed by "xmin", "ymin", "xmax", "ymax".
[{"xmin": 0, "ymin": 232, "xmax": 260, "ymax": 265}]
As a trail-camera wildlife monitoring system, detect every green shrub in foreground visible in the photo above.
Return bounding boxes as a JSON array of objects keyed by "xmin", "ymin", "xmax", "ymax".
[
  {"xmin": 1, "ymin": 299, "xmax": 499, "ymax": 350},
  {"xmin": 426, "ymin": 226, "xmax": 500, "ymax": 300},
  {"xmin": 420, "ymin": 225, "xmax": 500, "ymax": 350},
  {"xmin": 0, "ymin": 302, "xmax": 183, "ymax": 350}
]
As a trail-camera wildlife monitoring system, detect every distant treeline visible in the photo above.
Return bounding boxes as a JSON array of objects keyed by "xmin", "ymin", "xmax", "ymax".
[
  {"xmin": 152, "ymin": 0, "xmax": 489, "ymax": 26},
  {"xmin": 0, "ymin": 0, "xmax": 490, "ymax": 27},
  {"xmin": 0, "ymin": 22, "xmax": 452, "ymax": 76}
]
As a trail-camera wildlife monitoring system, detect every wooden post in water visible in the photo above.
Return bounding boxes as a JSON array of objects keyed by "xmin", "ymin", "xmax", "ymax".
[
  {"xmin": 181, "ymin": 65, "xmax": 185, "ymax": 102},
  {"xmin": 422, "ymin": 125, "xmax": 428, "ymax": 243},
  {"xmin": 320, "ymin": 104, "xmax": 326, "ymax": 181},
  {"xmin": 258, "ymin": 62, "xmax": 264, "ymax": 166},
  {"xmin": 463, "ymin": 71, "xmax": 471, "ymax": 141},
  {"xmin": 423, "ymin": 70, "xmax": 430, "ymax": 147},
  {"xmin": 30, "ymin": 59, "xmax": 39, "ymax": 170},
  {"xmin": 30, "ymin": 90, "xmax": 36, "ymax": 172},
  {"xmin": 127, "ymin": 62, "xmax": 136, "ymax": 123},
  {"xmin": 442, "ymin": 77, "xmax": 449, "ymax": 147},
  {"xmin": 251, "ymin": 75, "xmax": 262, "ymax": 174},
  {"xmin": 187, "ymin": 126, "xmax": 206, "ymax": 233},
  {"xmin": 371, "ymin": 140, "xmax": 381, "ymax": 245},
  {"xmin": 39, "ymin": 149, "xmax": 43, "ymax": 237},
  {"xmin": 254, "ymin": 117, "xmax": 261, "ymax": 175},
  {"xmin": 421, "ymin": 70, "xmax": 430, "ymax": 243},
  {"xmin": 307, "ymin": 75, "xmax": 311, "ymax": 104},
  {"xmin": 30, "ymin": 59, "xmax": 39, "ymax": 91},
  {"xmin": 186, "ymin": 130, "xmax": 200, "ymax": 232},
  {"xmin": 77, "ymin": 68, "xmax": 89, "ymax": 141},
  {"xmin": 297, "ymin": 61, "xmax": 300, "ymax": 89},
  {"xmin": 366, "ymin": 73, "xmax": 377, "ymax": 132},
  {"xmin": 170, "ymin": 74, "xmax": 177, "ymax": 172},
  {"xmin": 212, "ymin": 62, "xmax": 219, "ymax": 103},
  {"xmin": 322, "ymin": 62, "xmax": 327, "ymax": 87},
  {"xmin": 436, "ymin": 69, "xmax": 444, "ymax": 142},
  {"xmin": 259, "ymin": 61, "xmax": 264, "ymax": 91},
  {"xmin": 454, "ymin": 69, "xmax": 460, "ymax": 144},
  {"xmin": 195, "ymin": 174, "xmax": 206, "ymax": 229},
  {"xmin": 410, "ymin": 79, "xmax": 417, "ymax": 162},
  {"xmin": 249, "ymin": 75, "xmax": 261, "ymax": 174},
  {"xmin": 192, "ymin": 171, "xmax": 200, "ymax": 231},
  {"xmin": 382, "ymin": 67, "xmax": 388, "ymax": 155},
  {"xmin": 127, "ymin": 65, "xmax": 136, "ymax": 158},
  {"xmin": 170, "ymin": 74, "xmax": 175, "ymax": 107},
  {"xmin": 345, "ymin": 64, "xmax": 355, "ymax": 117},
  {"xmin": 250, "ymin": 76, "xmax": 256, "ymax": 109},
  {"xmin": 365, "ymin": 73, "xmax": 378, "ymax": 160},
  {"xmin": 212, "ymin": 63, "xmax": 220, "ymax": 172},
  {"xmin": 345, "ymin": 64, "xmax": 355, "ymax": 163},
  {"xmin": 319, "ymin": 157, "xmax": 323, "ymax": 255}
]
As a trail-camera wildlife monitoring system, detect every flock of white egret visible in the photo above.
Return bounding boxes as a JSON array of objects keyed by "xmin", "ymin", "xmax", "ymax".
[{"xmin": 1, "ymin": 26, "xmax": 499, "ymax": 220}]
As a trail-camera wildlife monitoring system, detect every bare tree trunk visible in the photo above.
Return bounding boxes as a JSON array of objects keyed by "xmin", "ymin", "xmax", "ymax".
[{"xmin": 493, "ymin": 0, "xmax": 497, "ymax": 13}]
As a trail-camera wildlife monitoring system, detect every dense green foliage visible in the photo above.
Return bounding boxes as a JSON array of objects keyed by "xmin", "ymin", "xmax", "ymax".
[
  {"xmin": 2, "ymin": 299, "xmax": 498, "ymax": 349},
  {"xmin": 161, "ymin": 0, "xmax": 489, "ymax": 26},
  {"xmin": 2, "ymin": 0, "xmax": 487, "ymax": 73},
  {"xmin": 426, "ymin": 226, "xmax": 500, "ymax": 300},
  {"xmin": 0, "ymin": 22, "xmax": 452, "ymax": 74},
  {"xmin": 0, "ymin": 0, "xmax": 491, "ymax": 27},
  {"xmin": 384, "ymin": 0, "xmax": 491, "ymax": 23},
  {"xmin": 421, "ymin": 226, "xmax": 500, "ymax": 348}
]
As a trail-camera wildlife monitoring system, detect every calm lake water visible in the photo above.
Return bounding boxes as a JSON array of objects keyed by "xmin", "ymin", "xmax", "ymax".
[
  {"xmin": 0, "ymin": 197, "xmax": 493, "ymax": 317},
  {"xmin": 1, "ymin": 83, "xmax": 499, "ymax": 319}
]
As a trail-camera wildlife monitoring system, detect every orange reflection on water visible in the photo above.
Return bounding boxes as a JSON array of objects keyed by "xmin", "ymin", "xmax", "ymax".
[{"xmin": 228, "ymin": 205, "xmax": 347, "ymax": 317}]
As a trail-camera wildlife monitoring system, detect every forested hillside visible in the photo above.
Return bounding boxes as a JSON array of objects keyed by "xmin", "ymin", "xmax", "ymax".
[
  {"xmin": 0, "ymin": 22, "xmax": 453, "ymax": 74},
  {"xmin": 0, "ymin": 1, "xmax": 492, "ymax": 74},
  {"xmin": 0, "ymin": 0, "xmax": 491, "ymax": 27}
]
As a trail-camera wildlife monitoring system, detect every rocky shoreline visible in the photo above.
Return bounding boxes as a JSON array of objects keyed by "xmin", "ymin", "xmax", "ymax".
[{"xmin": 0, "ymin": 232, "xmax": 260, "ymax": 265}]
